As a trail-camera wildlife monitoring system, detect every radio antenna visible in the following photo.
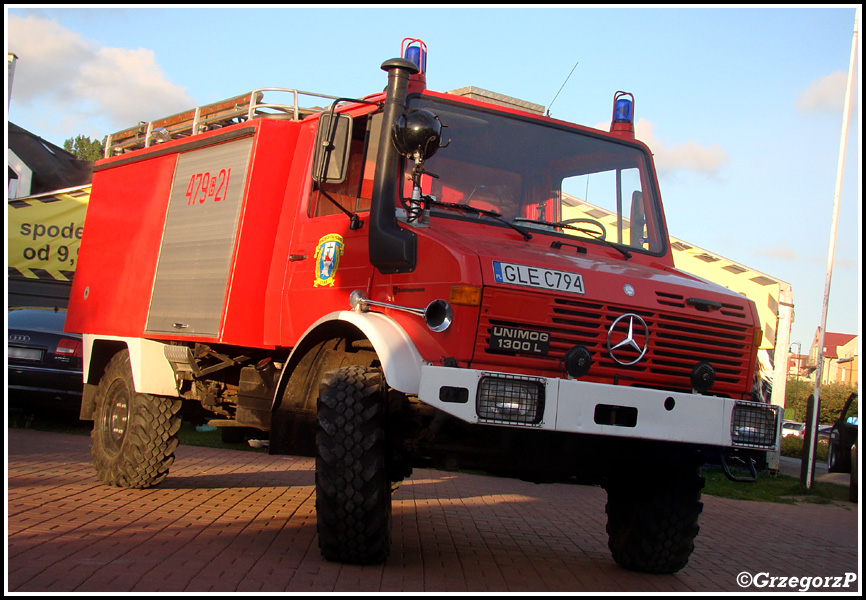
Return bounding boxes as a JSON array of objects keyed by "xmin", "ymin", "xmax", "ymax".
[{"xmin": 546, "ymin": 60, "xmax": 579, "ymax": 117}]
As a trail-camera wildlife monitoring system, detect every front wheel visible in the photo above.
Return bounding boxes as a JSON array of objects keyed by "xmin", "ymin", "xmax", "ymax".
[
  {"xmin": 91, "ymin": 349, "xmax": 182, "ymax": 488},
  {"xmin": 315, "ymin": 365, "xmax": 391, "ymax": 564},
  {"xmin": 604, "ymin": 453, "xmax": 704, "ymax": 574}
]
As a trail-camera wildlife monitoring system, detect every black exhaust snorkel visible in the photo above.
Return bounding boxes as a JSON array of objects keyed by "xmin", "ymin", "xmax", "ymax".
[{"xmin": 369, "ymin": 58, "xmax": 419, "ymax": 274}]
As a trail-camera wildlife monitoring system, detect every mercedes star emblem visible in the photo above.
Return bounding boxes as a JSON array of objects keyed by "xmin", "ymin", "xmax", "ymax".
[{"xmin": 607, "ymin": 313, "xmax": 649, "ymax": 366}]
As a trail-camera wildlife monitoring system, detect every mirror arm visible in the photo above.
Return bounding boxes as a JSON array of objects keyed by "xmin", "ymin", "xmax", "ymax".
[
  {"xmin": 315, "ymin": 188, "xmax": 364, "ymax": 230},
  {"xmin": 315, "ymin": 98, "xmax": 380, "ymax": 183}
]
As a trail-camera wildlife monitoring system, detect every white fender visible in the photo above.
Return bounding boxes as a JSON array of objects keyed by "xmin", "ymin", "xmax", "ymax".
[
  {"xmin": 291, "ymin": 310, "xmax": 425, "ymax": 394},
  {"xmin": 82, "ymin": 334, "xmax": 179, "ymax": 396},
  {"xmin": 83, "ymin": 311, "xmax": 425, "ymax": 397}
]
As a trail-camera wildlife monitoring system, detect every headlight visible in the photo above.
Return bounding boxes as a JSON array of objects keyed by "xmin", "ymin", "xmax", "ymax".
[
  {"xmin": 731, "ymin": 401, "xmax": 778, "ymax": 448},
  {"xmin": 477, "ymin": 375, "xmax": 545, "ymax": 426}
]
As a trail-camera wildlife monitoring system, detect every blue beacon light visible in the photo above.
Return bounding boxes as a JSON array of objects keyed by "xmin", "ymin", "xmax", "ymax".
[
  {"xmin": 610, "ymin": 91, "xmax": 635, "ymax": 137},
  {"xmin": 614, "ymin": 97, "xmax": 633, "ymax": 123},
  {"xmin": 405, "ymin": 46, "xmax": 424, "ymax": 72},
  {"xmin": 402, "ymin": 38, "xmax": 427, "ymax": 74}
]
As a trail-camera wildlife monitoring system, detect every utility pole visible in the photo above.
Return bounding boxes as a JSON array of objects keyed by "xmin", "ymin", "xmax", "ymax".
[
  {"xmin": 768, "ymin": 283, "xmax": 793, "ymax": 473},
  {"xmin": 803, "ymin": 7, "xmax": 859, "ymax": 489},
  {"xmin": 8, "ymin": 52, "xmax": 17, "ymax": 108}
]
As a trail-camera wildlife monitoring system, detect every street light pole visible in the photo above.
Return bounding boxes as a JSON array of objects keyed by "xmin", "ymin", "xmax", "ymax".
[{"xmin": 789, "ymin": 342, "xmax": 802, "ymax": 380}]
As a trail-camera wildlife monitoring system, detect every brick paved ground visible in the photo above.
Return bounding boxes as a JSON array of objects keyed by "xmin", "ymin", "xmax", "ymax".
[{"xmin": 7, "ymin": 428, "xmax": 860, "ymax": 593}]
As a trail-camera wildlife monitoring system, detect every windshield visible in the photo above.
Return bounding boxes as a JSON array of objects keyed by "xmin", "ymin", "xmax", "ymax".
[{"xmin": 404, "ymin": 97, "xmax": 666, "ymax": 255}]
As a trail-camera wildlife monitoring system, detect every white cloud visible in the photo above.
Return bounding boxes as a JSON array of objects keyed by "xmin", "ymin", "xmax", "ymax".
[
  {"xmin": 8, "ymin": 15, "xmax": 195, "ymax": 138},
  {"xmin": 753, "ymin": 245, "xmax": 857, "ymax": 269},
  {"xmin": 754, "ymin": 247, "xmax": 802, "ymax": 262},
  {"xmin": 591, "ymin": 118, "xmax": 728, "ymax": 177},
  {"xmin": 796, "ymin": 72, "xmax": 847, "ymax": 116},
  {"xmin": 633, "ymin": 118, "xmax": 728, "ymax": 177}
]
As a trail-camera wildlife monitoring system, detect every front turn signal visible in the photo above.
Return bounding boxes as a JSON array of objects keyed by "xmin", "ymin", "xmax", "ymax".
[{"xmin": 450, "ymin": 286, "xmax": 482, "ymax": 307}]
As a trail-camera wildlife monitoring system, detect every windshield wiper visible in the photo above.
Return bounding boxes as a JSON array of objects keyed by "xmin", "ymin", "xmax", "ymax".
[
  {"xmin": 513, "ymin": 217, "xmax": 632, "ymax": 259},
  {"xmin": 596, "ymin": 240, "xmax": 633, "ymax": 259},
  {"xmin": 426, "ymin": 198, "xmax": 533, "ymax": 241}
]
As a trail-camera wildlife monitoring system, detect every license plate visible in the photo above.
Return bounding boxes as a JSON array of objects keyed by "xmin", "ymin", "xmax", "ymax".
[
  {"xmin": 493, "ymin": 261, "xmax": 585, "ymax": 294},
  {"xmin": 9, "ymin": 347, "xmax": 42, "ymax": 361},
  {"xmin": 489, "ymin": 326, "xmax": 550, "ymax": 355}
]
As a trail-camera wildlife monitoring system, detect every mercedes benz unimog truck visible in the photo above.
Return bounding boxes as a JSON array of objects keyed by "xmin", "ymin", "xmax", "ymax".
[{"xmin": 66, "ymin": 39, "xmax": 778, "ymax": 574}]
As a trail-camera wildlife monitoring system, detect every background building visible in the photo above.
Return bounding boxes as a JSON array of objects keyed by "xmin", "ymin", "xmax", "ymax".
[
  {"xmin": 8, "ymin": 121, "xmax": 92, "ymax": 309},
  {"xmin": 807, "ymin": 330, "xmax": 859, "ymax": 386}
]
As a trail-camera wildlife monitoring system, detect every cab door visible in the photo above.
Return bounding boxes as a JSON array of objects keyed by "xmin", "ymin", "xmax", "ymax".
[{"xmin": 284, "ymin": 110, "xmax": 383, "ymax": 338}]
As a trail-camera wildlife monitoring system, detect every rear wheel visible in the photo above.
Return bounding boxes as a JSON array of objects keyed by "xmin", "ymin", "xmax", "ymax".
[
  {"xmin": 315, "ymin": 365, "xmax": 391, "ymax": 564},
  {"xmin": 604, "ymin": 453, "xmax": 704, "ymax": 574},
  {"xmin": 91, "ymin": 349, "xmax": 182, "ymax": 488}
]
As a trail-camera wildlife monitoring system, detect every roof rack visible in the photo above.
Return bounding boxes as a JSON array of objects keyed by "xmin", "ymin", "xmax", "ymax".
[{"xmin": 103, "ymin": 88, "xmax": 345, "ymax": 157}]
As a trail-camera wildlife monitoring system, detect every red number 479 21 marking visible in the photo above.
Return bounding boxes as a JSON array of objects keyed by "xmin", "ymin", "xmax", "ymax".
[{"xmin": 186, "ymin": 168, "xmax": 231, "ymax": 205}]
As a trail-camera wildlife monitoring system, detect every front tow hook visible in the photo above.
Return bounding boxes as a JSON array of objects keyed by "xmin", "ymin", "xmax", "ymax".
[{"xmin": 720, "ymin": 452, "xmax": 759, "ymax": 482}]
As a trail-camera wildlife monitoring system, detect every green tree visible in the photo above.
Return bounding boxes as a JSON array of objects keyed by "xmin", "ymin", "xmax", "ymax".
[
  {"xmin": 63, "ymin": 135, "xmax": 105, "ymax": 161},
  {"xmin": 784, "ymin": 377, "xmax": 857, "ymax": 424},
  {"xmin": 784, "ymin": 377, "xmax": 812, "ymax": 420},
  {"xmin": 816, "ymin": 382, "xmax": 858, "ymax": 424}
]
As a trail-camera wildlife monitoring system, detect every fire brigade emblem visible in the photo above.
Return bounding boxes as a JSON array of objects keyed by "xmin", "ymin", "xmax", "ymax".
[{"xmin": 314, "ymin": 234, "xmax": 344, "ymax": 287}]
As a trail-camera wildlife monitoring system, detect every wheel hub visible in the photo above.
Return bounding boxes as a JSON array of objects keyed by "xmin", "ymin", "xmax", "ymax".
[{"xmin": 104, "ymin": 381, "xmax": 130, "ymax": 453}]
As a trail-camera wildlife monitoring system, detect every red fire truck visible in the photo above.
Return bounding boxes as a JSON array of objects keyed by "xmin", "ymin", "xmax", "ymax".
[{"xmin": 66, "ymin": 39, "xmax": 778, "ymax": 573}]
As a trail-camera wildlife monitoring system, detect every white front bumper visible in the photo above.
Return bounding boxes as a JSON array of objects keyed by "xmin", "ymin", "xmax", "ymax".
[{"xmin": 417, "ymin": 364, "xmax": 777, "ymax": 449}]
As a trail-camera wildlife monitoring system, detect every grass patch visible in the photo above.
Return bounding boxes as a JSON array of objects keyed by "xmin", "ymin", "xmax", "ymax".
[
  {"xmin": 176, "ymin": 421, "xmax": 268, "ymax": 453},
  {"xmin": 702, "ymin": 466, "xmax": 851, "ymax": 505}
]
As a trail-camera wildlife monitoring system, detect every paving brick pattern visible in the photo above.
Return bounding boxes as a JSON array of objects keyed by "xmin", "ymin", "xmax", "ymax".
[{"xmin": 7, "ymin": 429, "xmax": 860, "ymax": 593}]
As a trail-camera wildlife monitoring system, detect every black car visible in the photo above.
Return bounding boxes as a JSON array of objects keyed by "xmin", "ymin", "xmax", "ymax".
[
  {"xmin": 8, "ymin": 307, "xmax": 83, "ymax": 402},
  {"xmin": 828, "ymin": 392, "xmax": 858, "ymax": 473}
]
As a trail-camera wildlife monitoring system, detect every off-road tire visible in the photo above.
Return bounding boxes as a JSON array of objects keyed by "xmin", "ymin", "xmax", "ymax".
[
  {"xmin": 315, "ymin": 365, "xmax": 391, "ymax": 564},
  {"xmin": 91, "ymin": 349, "xmax": 182, "ymax": 488},
  {"xmin": 604, "ymin": 457, "xmax": 704, "ymax": 574}
]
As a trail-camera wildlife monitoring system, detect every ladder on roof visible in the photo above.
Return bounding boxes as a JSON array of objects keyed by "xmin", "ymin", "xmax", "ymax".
[{"xmin": 103, "ymin": 88, "xmax": 345, "ymax": 157}]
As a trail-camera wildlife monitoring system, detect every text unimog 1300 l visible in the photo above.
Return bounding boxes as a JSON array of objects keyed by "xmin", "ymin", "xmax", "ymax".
[{"xmin": 66, "ymin": 40, "xmax": 779, "ymax": 574}]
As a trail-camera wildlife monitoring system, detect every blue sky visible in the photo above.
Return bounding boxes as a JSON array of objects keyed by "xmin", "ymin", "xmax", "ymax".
[{"xmin": 6, "ymin": 6, "xmax": 861, "ymax": 355}]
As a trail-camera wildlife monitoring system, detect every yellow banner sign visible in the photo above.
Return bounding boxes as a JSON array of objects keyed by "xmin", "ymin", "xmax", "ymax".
[{"xmin": 8, "ymin": 187, "xmax": 90, "ymax": 281}]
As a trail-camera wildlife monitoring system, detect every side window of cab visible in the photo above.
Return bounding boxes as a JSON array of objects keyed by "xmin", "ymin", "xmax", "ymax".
[{"xmin": 309, "ymin": 112, "xmax": 382, "ymax": 218}]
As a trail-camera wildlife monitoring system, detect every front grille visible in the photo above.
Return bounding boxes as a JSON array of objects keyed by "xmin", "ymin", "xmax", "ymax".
[
  {"xmin": 654, "ymin": 291, "xmax": 748, "ymax": 319},
  {"xmin": 475, "ymin": 287, "xmax": 754, "ymax": 395}
]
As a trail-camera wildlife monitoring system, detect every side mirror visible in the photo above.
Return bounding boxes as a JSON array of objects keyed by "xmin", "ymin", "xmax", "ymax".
[{"xmin": 312, "ymin": 113, "xmax": 353, "ymax": 184}]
